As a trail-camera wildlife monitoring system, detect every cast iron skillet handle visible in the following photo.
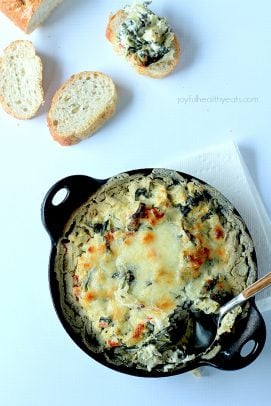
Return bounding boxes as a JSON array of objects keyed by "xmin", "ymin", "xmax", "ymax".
[
  {"xmin": 201, "ymin": 304, "xmax": 266, "ymax": 371},
  {"xmin": 41, "ymin": 175, "xmax": 105, "ymax": 244}
]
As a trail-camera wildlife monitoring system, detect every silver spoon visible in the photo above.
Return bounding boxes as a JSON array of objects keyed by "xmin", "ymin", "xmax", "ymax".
[{"xmin": 191, "ymin": 271, "xmax": 271, "ymax": 353}]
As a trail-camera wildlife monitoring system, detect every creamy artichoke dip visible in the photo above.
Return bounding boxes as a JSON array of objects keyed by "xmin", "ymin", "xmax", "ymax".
[
  {"xmin": 118, "ymin": 1, "xmax": 175, "ymax": 66},
  {"xmin": 55, "ymin": 169, "xmax": 256, "ymax": 372}
]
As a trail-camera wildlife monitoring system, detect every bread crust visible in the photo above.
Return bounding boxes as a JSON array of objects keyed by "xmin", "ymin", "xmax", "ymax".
[
  {"xmin": 106, "ymin": 10, "xmax": 180, "ymax": 79},
  {"xmin": 0, "ymin": 40, "xmax": 44, "ymax": 119},
  {"xmin": 0, "ymin": 0, "xmax": 62, "ymax": 33},
  {"xmin": 47, "ymin": 71, "xmax": 117, "ymax": 146},
  {"xmin": 0, "ymin": 0, "xmax": 41, "ymax": 32}
]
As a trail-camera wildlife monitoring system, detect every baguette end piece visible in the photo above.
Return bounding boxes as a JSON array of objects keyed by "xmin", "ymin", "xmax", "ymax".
[{"xmin": 0, "ymin": 0, "xmax": 63, "ymax": 34}]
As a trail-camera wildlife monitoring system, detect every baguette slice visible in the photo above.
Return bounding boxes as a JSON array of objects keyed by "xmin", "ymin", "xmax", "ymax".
[
  {"xmin": 106, "ymin": 9, "xmax": 180, "ymax": 79},
  {"xmin": 0, "ymin": 40, "xmax": 44, "ymax": 119},
  {"xmin": 47, "ymin": 72, "xmax": 117, "ymax": 146},
  {"xmin": 0, "ymin": 0, "xmax": 63, "ymax": 34}
]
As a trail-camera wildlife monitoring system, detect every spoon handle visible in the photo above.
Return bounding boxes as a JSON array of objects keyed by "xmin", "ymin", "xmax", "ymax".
[
  {"xmin": 242, "ymin": 272, "xmax": 271, "ymax": 299},
  {"xmin": 219, "ymin": 272, "xmax": 271, "ymax": 320}
]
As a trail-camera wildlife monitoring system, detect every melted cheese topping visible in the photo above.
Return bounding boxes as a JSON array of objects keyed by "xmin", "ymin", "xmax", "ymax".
[{"xmin": 57, "ymin": 170, "xmax": 256, "ymax": 372}]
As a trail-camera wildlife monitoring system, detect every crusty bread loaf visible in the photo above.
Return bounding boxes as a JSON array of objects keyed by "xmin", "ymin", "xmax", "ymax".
[
  {"xmin": 0, "ymin": 0, "xmax": 63, "ymax": 34},
  {"xmin": 0, "ymin": 40, "xmax": 44, "ymax": 119},
  {"xmin": 106, "ymin": 6, "xmax": 180, "ymax": 79},
  {"xmin": 47, "ymin": 72, "xmax": 118, "ymax": 146}
]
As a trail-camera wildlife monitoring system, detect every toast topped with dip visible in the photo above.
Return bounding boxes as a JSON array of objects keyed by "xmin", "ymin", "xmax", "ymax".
[{"xmin": 106, "ymin": 1, "xmax": 180, "ymax": 78}]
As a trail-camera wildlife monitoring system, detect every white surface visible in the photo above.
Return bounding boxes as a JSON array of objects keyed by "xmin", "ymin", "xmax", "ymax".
[
  {"xmin": 1, "ymin": 1, "xmax": 271, "ymax": 405},
  {"xmin": 165, "ymin": 142, "xmax": 271, "ymax": 306}
]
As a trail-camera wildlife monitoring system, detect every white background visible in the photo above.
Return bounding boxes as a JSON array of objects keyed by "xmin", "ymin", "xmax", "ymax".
[{"xmin": 0, "ymin": 1, "xmax": 271, "ymax": 405}]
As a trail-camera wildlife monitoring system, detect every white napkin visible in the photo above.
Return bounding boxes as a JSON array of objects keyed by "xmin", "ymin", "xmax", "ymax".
[{"xmin": 162, "ymin": 142, "xmax": 271, "ymax": 312}]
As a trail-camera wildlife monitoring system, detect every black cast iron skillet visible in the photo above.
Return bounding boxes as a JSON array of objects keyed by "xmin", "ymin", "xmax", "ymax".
[{"xmin": 41, "ymin": 169, "xmax": 266, "ymax": 377}]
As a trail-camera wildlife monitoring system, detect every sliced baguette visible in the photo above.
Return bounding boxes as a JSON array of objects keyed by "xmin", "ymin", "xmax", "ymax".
[
  {"xmin": 0, "ymin": 40, "xmax": 44, "ymax": 119},
  {"xmin": 106, "ymin": 9, "xmax": 180, "ymax": 79},
  {"xmin": 0, "ymin": 0, "xmax": 63, "ymax": 34},
  {"xmin": 47, "ymin": 72, "xmax": 117, "ymax": 146}
]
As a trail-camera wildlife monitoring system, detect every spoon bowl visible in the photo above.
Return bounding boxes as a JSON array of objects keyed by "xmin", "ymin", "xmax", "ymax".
[{"xmin": 189, "ymin": 271, "xmax": 271, "ymax": 354}]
